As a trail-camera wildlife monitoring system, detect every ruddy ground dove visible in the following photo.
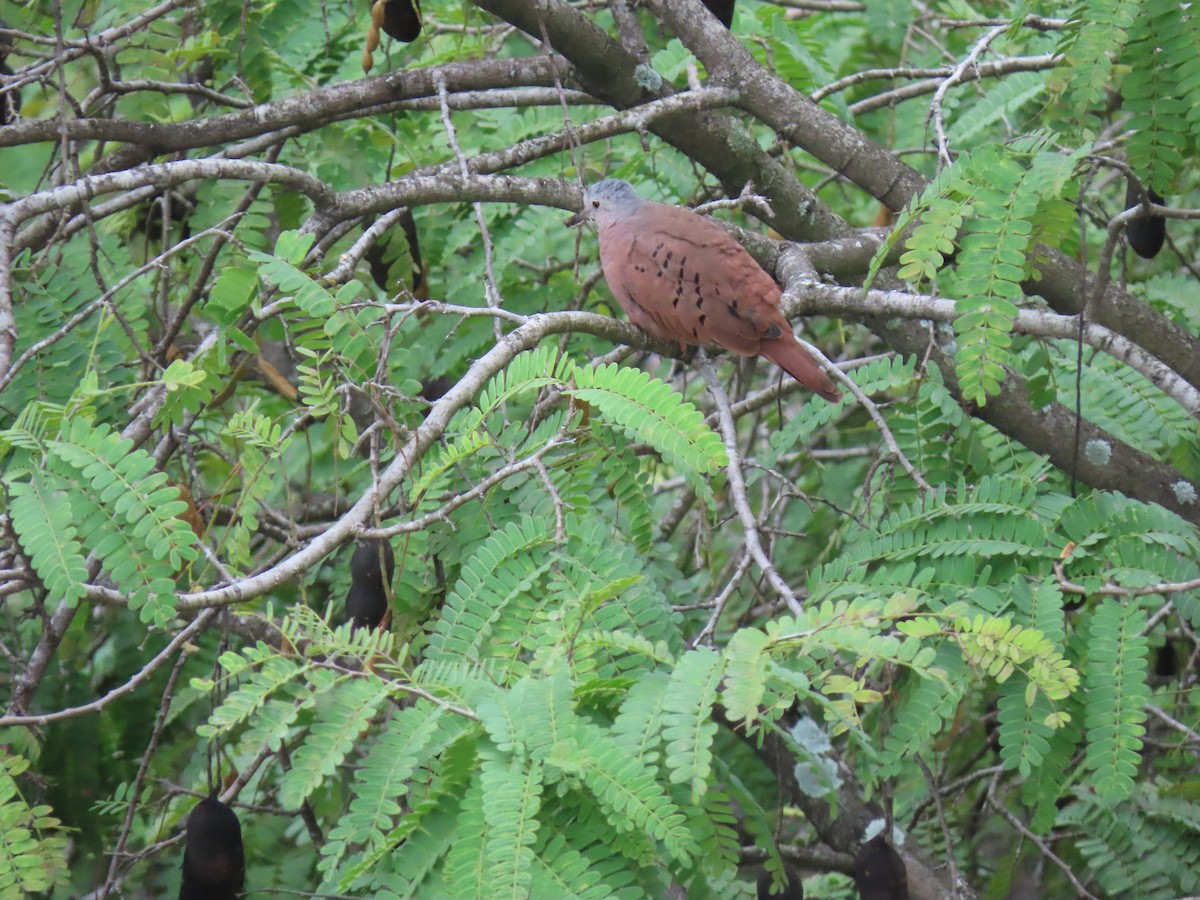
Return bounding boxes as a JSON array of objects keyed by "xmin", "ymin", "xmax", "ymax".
[{"xmin": 567, "ymin": 179, "xmax": 841, "ymax": 402}]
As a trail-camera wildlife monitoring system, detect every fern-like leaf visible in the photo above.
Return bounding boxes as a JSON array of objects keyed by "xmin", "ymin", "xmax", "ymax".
[
  {"xmin": 281, "ymin": 674, "xmax": 391, "ymax": 808},
  {"xmin": 1083, "ymin": 602, "xmax": 1149, "ymax": 803},
  {"xmin": 612, "ymin": 672, "xmax": 671, "ymax": 767},
  {"xmin": 480, "ymin": 748, "xmax": 543, "ymax": 900},
  {"xmin": 422, "ymin": 516, "xmax": 556, "ymax": 675},
  {"xmin": 721, "ymin": 628, "xmax": 773, "ymax": 728},
  {"xmin": 996, "ymin": 677, "xmax": 1053, "ymax": 777},
  {"xmin": 47, "ymin": 418, "xmax": 198, "ymax": 569},
  {"xmin": 661, "ymin": 648, "xmax": 722, "ymax": 803},
  {"xmin": 951, "ymin": 613, "xmax": 1079, "ymax": 701},
  {"xmin": 0, "ymin": 754, "xmax": 70, "ymax": 896},
  {"xmin": 442, "ymin": 775, "xmax": 489, "ymax": 900},
  {"xmin": 6, "ymin": 473, "xmax": 88, "ymax": 607},
  {"xmin": 475, "ymin": 345, "xmax": 574, "ymax": 416},
  {"xmin": 948, "ymin": 71, "xmax": 1048, "ymax": 144},
  {"xmin": 1022, "ymin": 696, "xmax": 1084, "ymax": 834},
  {"xmin": 897, "ymin": 194, "xmax": 973, "ymax": 285},
  {"xmin": 692, "ymin": 786, "xmax": 741, "ymax": 879},
  {"xmin": 568, "ymin": 363, "xmax": 727, "ymax": 476},
  {"xmin": 198, "ymin": 647, "xmax": 310, "ymax": 737},
  {"xmin": 867, "ymin": 146, "xmax": 969, "ymax": 289},
  {"xmin": 248, "ymin": 231, "xmax": 334, "ymax": 316},
  {"xmin": 571, "ymin": 721, "xmax": 696, "ymax": 863},
  {"xmin": 527, "ymin": 832, "xmax": 626, "ymax": 900},
  {"xmin": 69, "ymin": 488, "xmax": 182, "ymax": 625},
  {"xmin": 323, "ymin": 702, "xmax": 466, "ymax": 865},
  {"xmin": 1053, "ymin": 0, "xmax": 1139, "ymax": 127},
  {"xmin": 1120, "ymin": 0, "xmax": 1194, "ymax": 191},
  {"xmin": 599, "ymin": 435, "xmax": 654, "ymax": 553},
  {"xmin": 878, "ymin": 647, "xmax": 965, "ymax": 777}
]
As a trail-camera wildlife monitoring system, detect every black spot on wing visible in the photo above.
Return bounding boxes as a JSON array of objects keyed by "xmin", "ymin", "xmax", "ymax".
[{"xmin": 650, "ymin": 242, "xmax": 668, "ymax": 278}]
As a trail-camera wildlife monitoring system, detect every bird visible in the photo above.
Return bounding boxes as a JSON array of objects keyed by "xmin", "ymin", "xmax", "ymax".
[
  {"xmin": 566, "ymin": 179, "xmax": 841, "ymax": 402},
  {"xmin": 345, "ymin": 538, "xmax": 395, "ymax": 630},
  {"xmin": 758, "ymin": 862, "xmax": 804, "ymax": 898},
  {"xmin": 1124, "ymin": 180, "xmax": 1166, "ymax": 259},
  {"xmin": 179, "ymin": 795, "xmax": 245, "ymax": 900},
  {"xmin": 703, "ymin": 0, "xmax": 735, "ymax": 27},
  {"xmin": 852, "ymin": 835, "xmax": 909, "ymax": 900}
]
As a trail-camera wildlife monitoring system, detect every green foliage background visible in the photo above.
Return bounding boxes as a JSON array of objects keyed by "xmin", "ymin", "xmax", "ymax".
[{"xmin": 0, "ymin": 0, "xmax": 1198, "ymax": 898}]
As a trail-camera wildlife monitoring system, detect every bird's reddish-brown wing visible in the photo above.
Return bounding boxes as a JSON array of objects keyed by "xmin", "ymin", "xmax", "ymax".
[{"xmin": 598, "ymin": 202, "xmax": 788, "ymax": 354}]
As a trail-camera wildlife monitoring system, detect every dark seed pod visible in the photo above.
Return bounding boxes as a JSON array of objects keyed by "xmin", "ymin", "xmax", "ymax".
[
  {"xmin": 0, "ymin": 61, "xmax": 20, "ymax": 126},
  {"xmin": 1125, "ymin": 181, "xmax": 1166, "ymax": 260},
  {"xmin": 853, "ymin": 835, "xmax": 909, "ymax": 900},
  {"xmin": 345, "ymin": 580, "xmax": 388, "ymax": 631},
  {"xmin": 364, "ymin": 208, "xmax": 425, "ymax": 299},
  {"xmin": 179, "ymin": 795, "xmax": 245, "ymax": 900},
  {"xmin": 0, "ymin": 17, "xmax": 14, "ymax": 60},
  {"xmin": 703, "ymin": 0, "xmax": 735, "ymax": 27},
  {"xmin": 758, "ymin": 862, "xmax": 804, "ymax": 899},
  {"xmin": 345, "ymin": 538, "xmax": 395, "ymax": 630},
  {"xmin": 350, "ymin": 538, "xmax": 394, "ymax": 590},
  {"xmin": 376, "ymin": 0, "xmax": 422, "ymax": 42},
  {"xmin": 0, "ymin": 18, "xmax": 22, "ymax": 127},
  {"xmin": 1154, "ymin": 641, "xmax": 1179, "ymax": 680}
]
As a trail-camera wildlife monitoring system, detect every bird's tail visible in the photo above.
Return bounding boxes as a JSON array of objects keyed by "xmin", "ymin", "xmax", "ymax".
[{"xmin": 760, "ymin": 334, "xmax": 842, "ymax": 402}]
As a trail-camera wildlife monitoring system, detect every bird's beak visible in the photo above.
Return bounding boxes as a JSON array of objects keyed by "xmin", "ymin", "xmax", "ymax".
[{"xmin": 565, "ymin": 208, "xmax": 587, "ymax": 228}]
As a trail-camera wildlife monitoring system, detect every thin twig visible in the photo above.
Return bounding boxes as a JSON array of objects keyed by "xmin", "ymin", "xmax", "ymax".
[
  {"xmin": 986, "ymin": 785, "xmax": 1099, "ymax": 900},
  {"xmin": 0, "ymin": 609, "xmax": 218, "ymax": 726},
  {"xmin": 693, "ymin": 549, "xmax": 756, "ymax": 647},
  {"xmin": 98, "ymin": 648, "xmax": 191, "ymax": 899},
  {"xmin": 698, "ymin": 353, "xmax": 802, "ymax": 614},
  {"xmin": 436, "ymin": 76, "xmax": 504, "ymax": 341},
  {"xmin": 798, "ymin": 336, "xmax": 933, "ymax": 494},
  {"xmin": 914, "ymin": 753, "xmax": 963, "ymax": 897}
]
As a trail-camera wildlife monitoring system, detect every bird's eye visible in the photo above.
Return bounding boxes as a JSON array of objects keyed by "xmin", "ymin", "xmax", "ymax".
[{"xmin": 592, "ymin": 199, "xmax": 600, "ymax": 208}]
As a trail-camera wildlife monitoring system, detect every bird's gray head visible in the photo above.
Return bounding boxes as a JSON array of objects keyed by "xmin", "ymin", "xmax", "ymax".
[{"xmin": 565, "ymin": 179, "xmax": 643, "ymax": 228}]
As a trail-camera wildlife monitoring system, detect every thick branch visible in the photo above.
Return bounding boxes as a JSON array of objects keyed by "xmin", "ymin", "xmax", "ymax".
[
  {"xmin": 0, "ymin": 56, "xmax": 570, "ymax": 158},
  {"xmin": 644, "ymin": 0, "xmax": 1200, "ymax": 391},
  {"xmin": 172, "ymin": 310, "xmax": 667, "ymax": 611},
  {"xmin": 470, "ymin": 0, "xmax": 854, "ymax": 240}
]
